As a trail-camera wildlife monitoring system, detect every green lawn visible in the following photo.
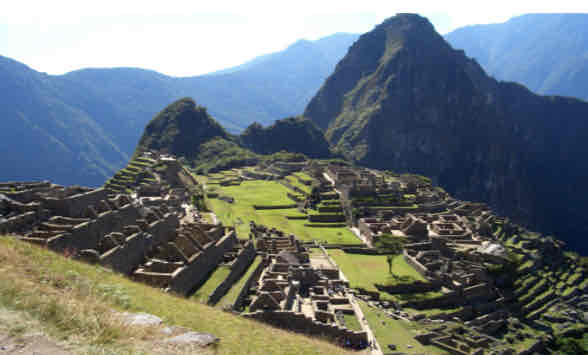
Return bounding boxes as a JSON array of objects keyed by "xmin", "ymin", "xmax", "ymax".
[
  {"xmin": 217, "ymin": 256, "xmax": 262, "ymax": 309},
  {"xmin": 284, "ymin": 176, "xmax": 312, "ymax": 194},
  {"xmin": 190, "ymin": 265, "xmax": 231, "ymax": 303},
  {"xmin": 329, "ymin": 251, "xmax": 426, "ymax": 300},
  {"xmin": 358, "ymin": 300, "xmax": 445, "ymax": 354},
  {"xmin": 206, "ymin": 179, "xmax": 361, "ymax": 245},
  {"xmin": 342, "ymin": 313, "xmax": 362, "ymax": 331}
]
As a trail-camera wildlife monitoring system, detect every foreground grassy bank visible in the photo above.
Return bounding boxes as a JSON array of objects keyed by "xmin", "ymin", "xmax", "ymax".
[{"xmin": 0, "ymin": 236, "xmax": 356, "ymax": 355}]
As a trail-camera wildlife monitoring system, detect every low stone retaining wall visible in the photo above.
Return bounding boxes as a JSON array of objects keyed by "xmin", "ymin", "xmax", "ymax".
[
  {"xmin": 375, "ymin": 280, "xmax": 441, "ymax": 294},
  {"xmin": 342, "ymin": 248, "xmax": 387, "ymax": 255},
  {"xmin": 303, "ymin": 223, "xmax": 347, "ymax": 228},
  {"xmin": 253, "ymin": 204, "xmax": 297, "ymax": 210},
  {"xmin": 308, "ymin": 214, "xmax": 345, "ymax": 223},
  {"xmin": 285, "ymin": 215, "xmax": 308, "ymax": 220},
  {"xmin": 244, "ymin": 310, "xmax": 368, "ymax": 347}
]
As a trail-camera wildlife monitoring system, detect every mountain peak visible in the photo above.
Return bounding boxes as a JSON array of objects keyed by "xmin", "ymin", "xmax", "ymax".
[{"xmin": 136, "ymin": 97, "xmax": 228, "ymax": 159}]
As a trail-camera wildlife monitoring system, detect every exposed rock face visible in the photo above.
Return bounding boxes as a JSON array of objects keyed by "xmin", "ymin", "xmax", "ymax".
[
  {"xmin": 135, "ymin": 98, "xmax": 228, "ymax": 159},
  {"xmin": 304, "ymin": 13, "xmax": 588, "ymax": 253},
  {"xmin": 240, "ymin": 117, "xmax": 331, "ymax": 158}
]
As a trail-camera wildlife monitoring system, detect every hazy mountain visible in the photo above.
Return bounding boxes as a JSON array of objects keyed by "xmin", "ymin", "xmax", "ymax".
[
  {"xmin": 0, "ymin": 33, "xmax": 358, "ymax": 186},
  {"xmin": 304, "ymin": 14, "xmax": 588, "ymax": 254},
  {"xmin": 0, "ymin": 56, "xmax": 128, "ymax": 187},
  {"xmin": 445, "ymin": 13, "xmax": 588, "ymax": 101}
]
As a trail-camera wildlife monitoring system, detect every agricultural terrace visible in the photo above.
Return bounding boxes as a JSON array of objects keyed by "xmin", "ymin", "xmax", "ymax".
[{"xmin": 202, "ymin": 178, "xmax": 361, "ymax": 245}]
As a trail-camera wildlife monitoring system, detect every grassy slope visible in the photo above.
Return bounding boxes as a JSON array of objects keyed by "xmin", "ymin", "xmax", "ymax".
[
  {"xmin": 0, "ymin": 237, "xmax": 354, "ymax": 355},
  {"xmin": 205, "ymin": 179, "xmax": 360, "ymax": 245}
]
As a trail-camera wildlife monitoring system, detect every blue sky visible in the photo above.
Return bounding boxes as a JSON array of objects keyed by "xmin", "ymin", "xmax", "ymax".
[{"xmin": 1, "ymin": 0, "xmax": 587, "ymax": 77}]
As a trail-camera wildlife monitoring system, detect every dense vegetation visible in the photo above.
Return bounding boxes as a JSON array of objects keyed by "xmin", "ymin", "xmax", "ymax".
[
  {"xmin": 304, "ymin": 14, "xmax": 588, "ymax": 254},
  {"xmin": 446, "ymin": 14, "xmax": 588, "ymax": 101},
  {"xmin": 136, "ymin": 98, "xmax": 228, "ymax": 158},
  {"xmin": 240, "ymin": 117, "xmax": 331, "ymax": 158}
]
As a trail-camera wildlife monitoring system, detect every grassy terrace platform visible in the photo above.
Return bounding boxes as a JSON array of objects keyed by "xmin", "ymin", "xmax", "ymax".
[
  {"xmin": 204, "ymin": 179, "xmax": 361, "ymax": 245},
  {"xmin": 0, "ymin": 238, "xmax": 350, "ymax": 355},
  {"xmin": 358, "ymin": 300, "xmax": 444, "ymax": 354},
  {"xmin": 328, "ymin": 251, "xmax": 427, "ymax": 301},
  {"xmin": 190, "ymin": 265, "xmax": 231, "ymax": 303},
  {"xmin": 217, "ymin": 256, "xmax": 262, "ymax": 309}
]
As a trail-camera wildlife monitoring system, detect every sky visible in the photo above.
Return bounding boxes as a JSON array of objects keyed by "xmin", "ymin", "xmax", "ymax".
[{"xmin": 1, "ymin": 0, "xmax": 587, "ymax": 77}]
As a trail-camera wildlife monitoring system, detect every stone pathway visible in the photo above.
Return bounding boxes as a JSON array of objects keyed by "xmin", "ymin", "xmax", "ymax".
[
  {"xmin": 348, "ymin": 294, "xmax": 383, "ymax": 355},
  {"xmin": 351, "ymin": 227, "xmax": 373, "ymax": 247}
]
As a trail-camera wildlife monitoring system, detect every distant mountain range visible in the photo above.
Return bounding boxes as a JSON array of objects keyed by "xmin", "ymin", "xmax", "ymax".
[
  {"xmin": 0, "ymin": 33, "xmax": 358, "ymax": 186},
  {"xmin": 445, "ymin": 13, "xmax": 588, "ymax": 101},
  {"xmin": 304, "ymin": 13, "xmax": 588, "ymax": 254}
]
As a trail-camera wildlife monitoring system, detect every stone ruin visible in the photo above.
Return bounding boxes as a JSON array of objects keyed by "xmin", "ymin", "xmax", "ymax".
[
  {"xmin": 0, "ymin": 179, "xmax": 247, "ymax": 296},
  {"xmin": 242, "ymin": 223, "xmax": 369, "ymax": 349},
  {"xmin": 357, "ymin": 200, "xmax": 513, "ymax": 343}
]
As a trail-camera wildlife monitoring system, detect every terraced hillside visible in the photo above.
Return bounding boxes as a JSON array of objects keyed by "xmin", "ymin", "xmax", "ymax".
[
  {"xmin": 195, "ymin": 165, "xmax": 361, "ymax": 246},
  {"xmin": 2, "ymin": 153, "xmax": 586, "ymax": 354},
  {"xmin": 104, "ymin": 155, "xmax": 159, "ymax": 194}
]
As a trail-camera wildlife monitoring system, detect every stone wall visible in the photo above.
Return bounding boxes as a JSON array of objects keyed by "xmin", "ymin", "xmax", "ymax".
[
  {"xmin": 253, "ymin": 204, "xmax": 298, "ymax": 210},
  {"xmin": 0, "ymin": 211, "xmax": 39, "ymax": 234},
  {"xmin": 403, "ymin": 250, "xmax": 428, "ymax": 277},
  {"xmin": 233, "ymin": 257, "xmax": 267, "ymax": 310},
  {"xmin": 43, "ymin": 188, "xmax": 109, "ymax": 218},
  {"xmin": 244, "ymin": 310, "xmax": 368, "ymax": 347},
  {"xmin": 99, "ymin": 214, "xmax": 179, "ymax": 275},
  {"xmin": 308, "ymin": 214, "xmax": 346, "ymax": 223},
  {"xmin": 208, "ymin": 241, "xmax": 256, "ymax": 305},
  {"xmin": 375, "ymin": 280, "xmax": 441, "ymax": 294},
  {"xmin": 170, "ymin": 231, "xmax": 237, "ymax": 295},
  {"xmin": 47, "ymin": 203, "xmax": 141, "ymax": 252}
]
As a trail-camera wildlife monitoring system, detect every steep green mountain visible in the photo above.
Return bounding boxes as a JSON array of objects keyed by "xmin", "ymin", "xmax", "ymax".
[
  {"xmin": 445, "ymin": 14, "xmax": 588, "ymax": 101},
  {"xmin": 240, "ymin": 117, "xmax": 331, "ymax": 158},
  {"xmin": 134, "ymin": 98, "xmax": 332, "ymax": 173},
  {"xmin": 304, "ymin": 13, "xmax": 588, "ymax": 254},
  {"xmin": 0, "ymin": 33, "xmax": 357, "ymax": 186},
  {"xmin": 135, "ymin": 98, "xmax": 228, "ymax": 158}
]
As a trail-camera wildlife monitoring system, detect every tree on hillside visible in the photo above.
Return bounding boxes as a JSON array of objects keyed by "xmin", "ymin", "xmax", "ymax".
[{"xmin": 386, "ymin": 255, "xmax": 394, "ymax": 274}]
